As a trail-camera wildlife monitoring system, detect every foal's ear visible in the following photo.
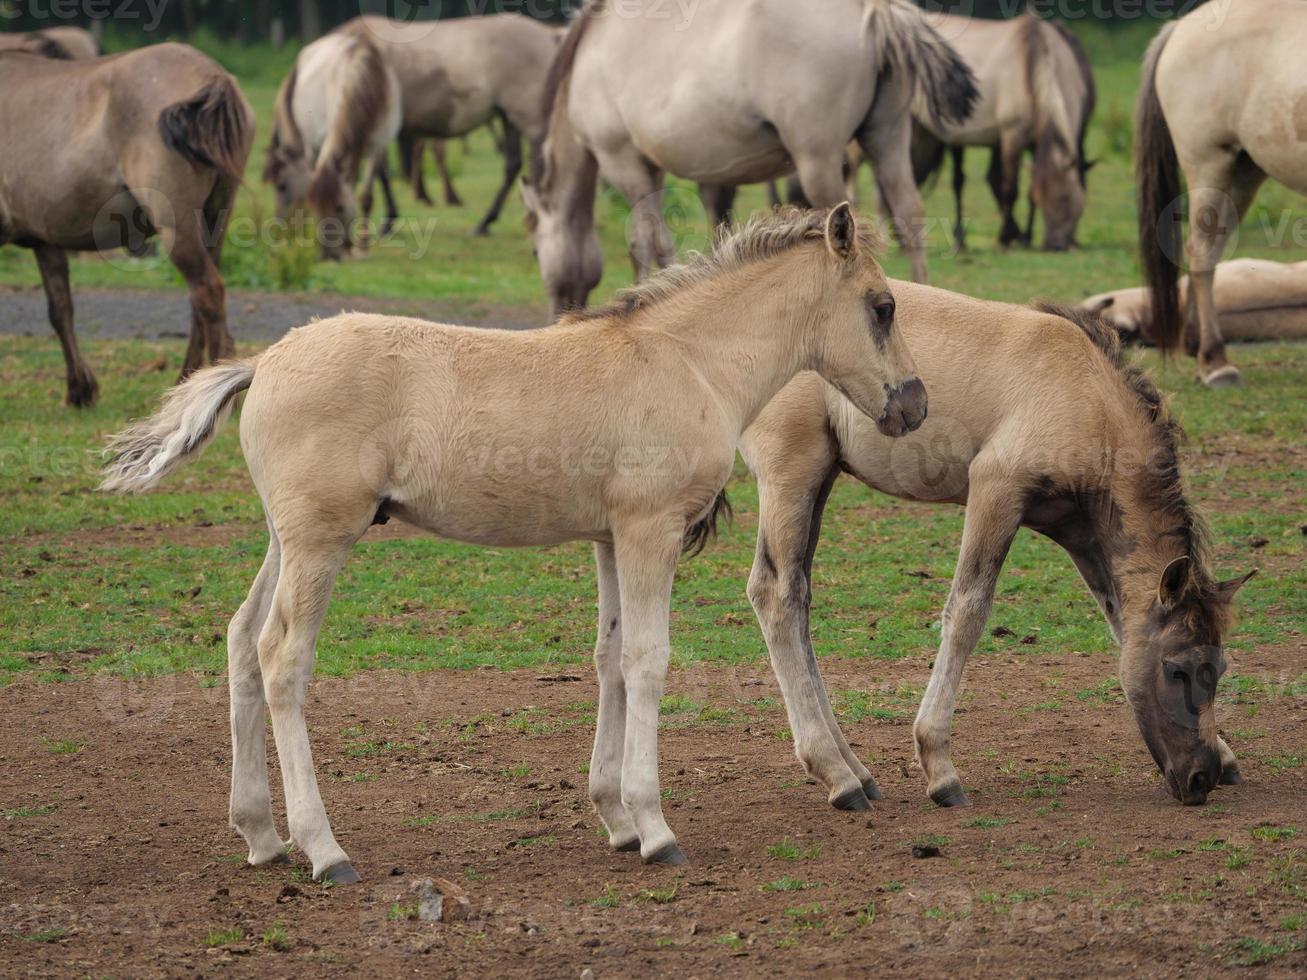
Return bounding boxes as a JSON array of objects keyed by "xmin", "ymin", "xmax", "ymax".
[
  {"xmin": 1214, "ymin": 569, "xmax": 1257, "ymax": 602},
  {"xmin": 825, "ymin": 202, "xmax": 857, "ymax": 261},
  {"xmin": 1157, "ymin": 555, "xmax": 1192, "ymax": 610}
]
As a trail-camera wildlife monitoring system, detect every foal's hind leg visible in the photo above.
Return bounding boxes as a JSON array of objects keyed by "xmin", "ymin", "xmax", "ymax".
[
  {"xmin": 33, "ymin": 244, "xmax": 97, "ymax": 407},
  {"xmin": 913, "ymin": 464, "xmax": 1023, "ymax": 807},
  {"xmin": 258, "ymin": 530, "xmax": 358, "ymax": 882},
  {"xmin": 587, "ymin": 542, "xmax": 640, "ymax": 852},
  {"xmin": 228, "ymin": 522, "xmax": 285, "ymax": 865}
]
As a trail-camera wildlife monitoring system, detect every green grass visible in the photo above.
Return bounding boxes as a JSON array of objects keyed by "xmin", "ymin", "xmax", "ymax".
[
  {"xmin": 761, "ymin": 876, "xmax": 818, "ymax": 893},
  {"xmin": 766, "ymin": 837, "xmax": 822, "ymax": 862},
  {"xmin": 203, "ymin": 927, "xmax": 245, "ymax": 948}
]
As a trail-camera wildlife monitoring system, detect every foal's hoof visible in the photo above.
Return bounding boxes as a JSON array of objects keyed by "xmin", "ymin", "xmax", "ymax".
[
  {"xmin": 613, "ymin": 837, "xmax": 642, "ymax": 854},
  {"xmin": 644, "ymin": 843, "xmax": 688, "ymax": 866},
  {"xmin": 831, "ymin": 787, "xmax": 872, "ymax": 812},
  {"xmin": 318, "ymin": 861, "xmax": 361, "ymax": 885},
  {"xmin": 1220, "ymin": 763, "xmax": 1244, "ymax": 786},
  {"xmin": 929, "ymin": 782, "xmax": 970, "ymax": 808},
  {"xmin": 1202, "ymin": 364, "xmax": 1242, "ymax": 389},
  {"xmin": 862, "ymin": 777, "xmax": 885, "ymax": 801}
]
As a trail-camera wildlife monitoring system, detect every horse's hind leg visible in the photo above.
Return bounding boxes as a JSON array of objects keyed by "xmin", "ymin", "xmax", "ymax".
[
  {"xmin": 856, "ymin": 103, "xmax": 929, "ymax": 282},
  {"xmin": 745, "ymin": 421, "xmax": 878, "ymax": 810},
  {"xmin": 1184, "ymin": 152, "xmax": 1265, "ymax": 388},
  {"xmin": 228, "ymin": 522, "xmax": 285, "ymax": 866},
  {"xmin": 200, "ymin": 177, "xmax": 238, "ymax": 364},
  {"xmin": 597, "ymin": 146, "xmax": 676, "ymax": 280},
  {"xmin": 258, "ymin": 529, "xmax": 358, "ymax": 883},
  {"xmin": 914, "ymin": 463, "xmax": 1023, "ymax": 807},
  {"xmin": 473, "ymin": 116, "xmax": 522, "ymax": 236},
  {"xmin": 697, "ymin": 184, "xmax": 737, "ymax": 233},
  {"xmin": 432, "ymin": 140, "xmax": 463, "ymax": 207},
  {"xmin": 587, "ymin": 542, "xmax": 640, "ymax": 852},
  {"xmin": 33, "ymin": 244, "xmax": 97, "ymax": 407},
  {"xmin": 993, "ymin": 132, "xmax": 1026, "ymax": 248},
  {"xmin": 950, "ymin": 146, "xmax": 968, "ymax": 252}
]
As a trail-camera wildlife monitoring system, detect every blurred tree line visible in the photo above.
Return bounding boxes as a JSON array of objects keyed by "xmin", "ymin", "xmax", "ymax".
[{"xmin": 0, "ymin": 0, "xmax": 1210, "ymax": 42}]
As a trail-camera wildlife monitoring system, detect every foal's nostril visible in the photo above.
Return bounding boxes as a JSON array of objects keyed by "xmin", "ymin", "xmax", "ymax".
[{"xmin": 1188, "ymin": 769, "xmax": 1212, "ymax": 799}]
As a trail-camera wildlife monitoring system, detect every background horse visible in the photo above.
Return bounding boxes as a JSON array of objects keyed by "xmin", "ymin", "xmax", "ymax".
[
  {"xmin": 1138, "ymin": 0, "xmax": 1307, "ymax": 388},
  {"xmin": 908, "ymin": 12, "xmax": 1095, "ymax": 251},
  {"xmin": 0, "ymin": 43, "xmax": 252, "ymax": 406},
  {"xmin": 524, "ymin": 0, "xmax": 978, "ymax": 313},
  {"xmin": 344, "ymin": 14, "xmax": 563, "ymax": 237},
  {"xmin": 263, "ymin": 30, "xmax": 401, "ymax": 260},
  {"xmin": 739, "ymin": 286, "xmax": 1253, "ymax": 814},
  {"xmin": 101, "ymin": 206, "xmax": 926, "ymax": 880},
  {"xmin": 0, "ymin": 25, "xmax": 99, "ymax": 59},
  {"xmin": 1080, "ymin": 258, "xmax": 1307, "ymax": 346}
]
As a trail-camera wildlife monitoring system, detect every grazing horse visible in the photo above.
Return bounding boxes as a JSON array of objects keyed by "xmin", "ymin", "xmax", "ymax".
[
  {"xmin": 263, "ymin": 31, "xmax": 401, "ymax": 260},
  {"xmin": 102, "ymin": 206, "xmax": 928, "ymax": 881},
  {"xmin": 0, "ymin": 25, "xmax": 99, "ymax": 60},
  {"xmin": 909, "ymin": 12, "xmax": 1095, "ymax": 251},
  {"xmin": 524, "ymin": 0, "xmax": 979, "ymax": 313},
  {"xmin": 740, "ymin": 287, "xmax": 1253, "ymax": 814},
  {"xmin": 1137, "ymin": 0, "xmax": 1307, "ymax": 388},
  {"xmin": 0, "ymin": 44, "xmax": 253, "ymax": 406},
  {"xmin": 1080, "ymin": 258, "xmax": 1307, "ymax": 347},
  {"xmin": 342, "ymin": 14, "xmax": 563, "ymax": 237}
]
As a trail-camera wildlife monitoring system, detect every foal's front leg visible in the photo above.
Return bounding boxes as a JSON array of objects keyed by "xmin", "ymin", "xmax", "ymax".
[
  {"xmin": 914, "ymin": 467, "xmax": 1023, "ymax": 807},
  {"xmin": 613, "ymin": 519, "xmax": 684, "ymax": 864},
  {"xmin": 587, "ymin": 542, "xmax": 640, "ymax": 851}
]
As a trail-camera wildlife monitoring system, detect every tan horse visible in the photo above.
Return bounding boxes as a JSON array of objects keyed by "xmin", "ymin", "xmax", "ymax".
[
  {"xmin": 909, "ymin": 13, "xmax": 1095, "ymax": 251},
  {"xmin": 0, "ymin": 25, "xmax": 99, "ymax": 60},
  {"xmin": 263, "ymin": 30, "xmax": 401, "ymax": 260},
  {"xmin": 1138, "ymin": 0, "xmax": 1307, "ymax": 388},
  {"xmin": 102, "ymin": 206, "xmax": 928, "ymax": 881},
  {"xmin": 341, "ymin": 13, "xmax": 562, "ymax": 237},
  {"xmin": 0, "ymin": 44, "xmax": 253, "ymax": 405},
  {"xmin": 524, "ymin": 0, "xmax": 978, "ymax": 313},
  {"xmin": 1080, "ymin": 258, "xmax": 1307, "ymax": 346},
  {"xmin": 740, "ymin": 286, "xmax": 1253, "ymax": 813}
]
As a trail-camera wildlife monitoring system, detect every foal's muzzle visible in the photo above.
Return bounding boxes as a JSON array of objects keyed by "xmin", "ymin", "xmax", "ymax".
[{"xmin": 876, "ymin": 377, "xmax": 928, "ymax": 437}]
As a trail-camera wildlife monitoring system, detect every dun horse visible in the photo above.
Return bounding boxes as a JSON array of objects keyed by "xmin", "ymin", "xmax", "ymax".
[
  {"xmin": 102, "ymin": 206, "xmax": 928, "ymax": 881},
  {"xmin": 909, "ymin": 12, "xmax": 1095, "ymax": 251},
  {"xmin": 525, "ymin": 0, "xmax": 978, "ymax": 313},
  {"xmin": 0, "ymin": 25, "xmax": 100, "ymax": 60},
  {"xmin": 1138, "ymin": 0, "xmax": 1307, "ymax": 387},
  {"xmin": 343, "ymin": 13, "xmax": 563, "ymax": 237},
  {"xmin": 0, "ymin": 43, "xmax": 253, "ymax": 405},
  {"xmin": 1081, "ymin": 259, "xmax": 1307, "ymax": 346},
  {"xmin": 264, "ymin": 30, "xmax": 401, "ymax": 260},
  {"xmin": 740, "ymin": 286, "xmax": 1253, "ymax": 814}
]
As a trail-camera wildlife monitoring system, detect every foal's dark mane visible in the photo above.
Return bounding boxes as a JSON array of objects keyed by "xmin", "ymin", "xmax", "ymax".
[
  {"xmin": 1037, "ymin": 303, "xmax": 1217, "ymax": 599},
  {"xmin": 560, "ymin": 207, "xmax": 884, "ymax": 326}
]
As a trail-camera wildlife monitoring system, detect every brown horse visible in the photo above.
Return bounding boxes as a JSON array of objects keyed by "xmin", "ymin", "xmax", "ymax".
[
  {"xmin": 740, "ymin": 286, "xmax": 1253, "ymax": 813},
  {"xmin": 0, "ymin": 44, "xmax": 253, "ymax": 406},
  {"xmin": 1138, "ymin": 0, "xmax": 1307, "ymax": 388}
]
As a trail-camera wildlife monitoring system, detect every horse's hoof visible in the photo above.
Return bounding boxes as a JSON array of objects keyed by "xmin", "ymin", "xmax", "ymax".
[
  {"xmin": 1220, "ymin": 763, "xmax": 1244, "ymax": 786},
  {"xmin": 644, "ymin": 842, "xmax": 688, "ymax": 866},
  {"xmin": 471, "ymin": 226, "xmax": 491, "ymax": 238},
  {"xmin": 613, "ymin": 837, "xmax": 641, "ymax": 853},
  {"xmin": 1202, "ymin": 365, "xmax": 1242, "ymax": 389},
  {"xmin": 930, "ymin": 782, "xmax": 970, "ymax": 808},
  {"xmin": 318, "ymin": 861, "xmax": 360, "ymax": 885},
  {"xmin": 831, "ymin": 787, "xmax": 872, "ymax": 812},
  {"xmin": 65, "ymin": 376, "xmax": 99, "ymax": 408},
  {"xmin": 862, "ymin": 777, "xmax": 885, "ymax": 801}
]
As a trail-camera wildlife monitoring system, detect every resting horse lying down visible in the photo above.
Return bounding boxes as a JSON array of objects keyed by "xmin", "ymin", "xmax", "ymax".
[
  {"xmin": 741, "ymin": 284, "xmax": 1254, "ymax": 813},
  {"xmin": 1078, "ymin": 258, "xmax": 1307, "ymax": 348}
]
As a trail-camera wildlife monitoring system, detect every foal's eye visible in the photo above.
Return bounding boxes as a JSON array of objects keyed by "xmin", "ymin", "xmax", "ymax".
[{"xmin": 874, "ymin": 301, "xmax": 895, "ymax": 326}]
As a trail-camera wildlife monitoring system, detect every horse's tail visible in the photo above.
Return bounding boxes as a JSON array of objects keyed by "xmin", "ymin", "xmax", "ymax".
[
  {"xmin": 1136, "ymin": 21, "xmax": 1183, "ymax": 354},
  {"xmin": 158, "ymin": 73, "xmax": 254, "ymax": 185},
  {"xmin": 862, "ymin": 0, "xmax": 978, "ymax": 130},
  {"xmin": 308, "ymin": 32, "xmax": 394, "ymax": 215},
  {"xmin": 100, "ymin": 360, "xmax": 257, "ymax": 494}
]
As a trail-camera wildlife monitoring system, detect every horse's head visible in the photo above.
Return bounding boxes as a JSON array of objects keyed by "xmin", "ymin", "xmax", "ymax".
[
  {"xmin": 307, "ymin": 164, "xmax": 358, "ymax": 262},
  {"xmin": 1121, "ymin": 556, "xmax": 1254, "ymax": 805},
  {"xmin": 263, "ymin": 141, "xmax": 311, "ymax": 222},
  {"xmin": 808, "ymin": 204, "xmax": 927, "ymax": 437},
  {"xmin": 1032, "ymin": 127, "xmax": 1086, "ymax": 252},
  {"xmin": 521, "ymin": 167, "xmax": 602, "ymax": 317}
]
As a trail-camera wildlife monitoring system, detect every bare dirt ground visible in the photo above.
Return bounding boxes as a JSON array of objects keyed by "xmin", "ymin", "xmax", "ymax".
[
  {"xmin": 0, "ymin": 284, "xmax": 545, "ymax": 344},
  {"xmin": 2, "ymin": 647, "xmax": 1305, "ymax": 978}
]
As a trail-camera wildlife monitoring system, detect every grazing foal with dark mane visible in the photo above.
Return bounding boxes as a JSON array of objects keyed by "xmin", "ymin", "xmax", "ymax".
[
  {"xmin": 0, "ymin": 44, "xmax": 253, "ymax": 404},
  {"xmin": 742, "ymin": 287, "xmax": 1253, "ymax": 813}
]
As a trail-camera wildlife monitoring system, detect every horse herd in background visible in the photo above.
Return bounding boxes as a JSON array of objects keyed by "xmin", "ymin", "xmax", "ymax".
[
  {"xmin": 1, "ymin": 0, "xmax": 1294, "ymax": 879},
  {"xmin": 5, "ymin": 0, "xmax": 1307, "ymax": 403}
]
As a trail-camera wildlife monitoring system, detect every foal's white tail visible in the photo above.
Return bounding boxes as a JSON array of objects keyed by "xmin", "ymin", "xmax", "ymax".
[{"xmin": 100, "ymin": 360, "xmax": 257, "ymax": 493}]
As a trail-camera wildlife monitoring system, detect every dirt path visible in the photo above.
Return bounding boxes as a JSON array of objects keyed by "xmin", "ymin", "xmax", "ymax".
[
  {"xmin": 0, "ymin": 285, "xmax": 547, "ymax": 344},
  {"xmin": 2, "ymin": 650, "xmax": 1305, "ymax": 977}
]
